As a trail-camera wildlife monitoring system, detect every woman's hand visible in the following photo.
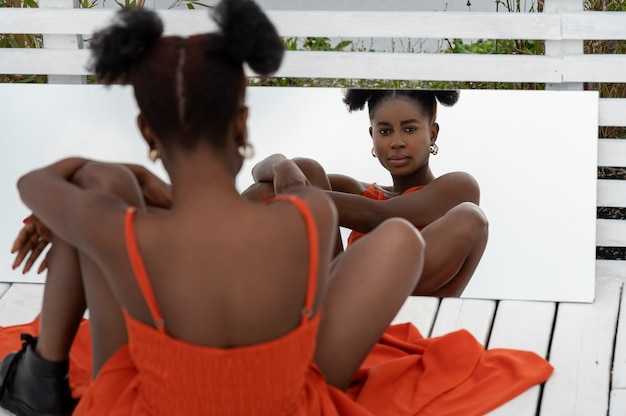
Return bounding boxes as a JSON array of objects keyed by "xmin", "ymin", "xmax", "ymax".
[
  {"xmin": 273, "ymin": 159, "xmax": 310, "ymax": 195},
  {"xmin": 134, "ymin": 168, "xmax": 172, "ymax": 209},
  {"xmin": 251, "ymin": 153, "xmax": 287, "ymax": 182},
  {"xmin": 11, "ymin": 215, "xmax": 52, "ymax": 274}
]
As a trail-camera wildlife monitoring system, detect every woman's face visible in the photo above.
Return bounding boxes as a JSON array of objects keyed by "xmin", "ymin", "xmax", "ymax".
[{"xmin": 369, "ymin": 97, "xmax": 437, "ymax": 176}]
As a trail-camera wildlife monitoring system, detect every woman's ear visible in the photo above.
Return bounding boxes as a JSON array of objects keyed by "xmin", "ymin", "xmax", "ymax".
[
  {"xmin": 369, "ymin": 126, "xmax": 373, "ymax": 138},
  {"xmin": 234, "ymin": 106, "xmax": 249, "ymax": 145},
  {"xmin": 137, "ymin": 114, "xmax": 157, "ymax": 147},
  {"xmin": 431, "ymin": 122, "xmax": 440, "ymax": 143}
]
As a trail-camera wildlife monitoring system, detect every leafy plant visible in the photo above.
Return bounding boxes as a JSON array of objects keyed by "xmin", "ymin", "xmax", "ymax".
[{"xmin": 0, "ymin": 0, "xmax": 46, "ymax": 83}]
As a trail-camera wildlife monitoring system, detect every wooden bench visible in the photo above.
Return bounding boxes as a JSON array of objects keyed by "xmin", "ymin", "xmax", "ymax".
[{"xmin": 0, "ymin": 0, "xmax": 625, "ymax": 414}]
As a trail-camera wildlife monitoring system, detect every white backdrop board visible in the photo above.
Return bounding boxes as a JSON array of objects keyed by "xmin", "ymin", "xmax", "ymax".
[{"xmin": 0, "ymin": 85, "xmax": 598, "ymax": 302}]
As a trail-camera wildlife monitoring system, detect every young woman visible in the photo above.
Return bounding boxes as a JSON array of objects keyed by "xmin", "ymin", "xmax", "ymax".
[
  {"xmin": 244, "ymin": 89, "xmax": 490, "ymax": 297},
  {"xmin": 3, "ymin": 5, "xmax": 553, "ymax": 415},
  {"xmin": 0, "ymin": 2, "xmax": 425, "ymax": 415}
]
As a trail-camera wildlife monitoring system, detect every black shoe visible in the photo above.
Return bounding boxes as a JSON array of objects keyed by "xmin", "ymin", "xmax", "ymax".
[{"xmin": 0, "ymin": 334, "xmax": 77, "ymax": 416}]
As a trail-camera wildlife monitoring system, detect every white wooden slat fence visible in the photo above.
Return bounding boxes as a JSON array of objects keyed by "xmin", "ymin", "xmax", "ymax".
[{"xmin": 1, "ymin": 1, "xmax": 626, "ymax": 414}]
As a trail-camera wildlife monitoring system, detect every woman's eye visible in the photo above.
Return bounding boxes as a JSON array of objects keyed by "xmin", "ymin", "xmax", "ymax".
[
  {"xmin": 405, "ymin": 126, "xmax": 417, "ymax": 132},
  {"xmin": 379, "ymin": 129, "xmax": 391, "ymax": 135}
]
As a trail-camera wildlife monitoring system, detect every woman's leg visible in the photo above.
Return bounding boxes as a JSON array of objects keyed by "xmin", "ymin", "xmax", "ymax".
[
  {"xmin": 416, "ymin": 202, "xmax": 489, "ymax": 297},
  {"xmin": 0, "ymin": 235, "xmax": 85, "ymax": 416},
  {"xmin": 314, "ymin": 218, "xmax": 425, "ymax": 390}
]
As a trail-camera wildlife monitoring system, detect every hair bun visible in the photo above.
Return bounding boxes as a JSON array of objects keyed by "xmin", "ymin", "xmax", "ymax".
[
  {"xmin": 434, "ymin": 90, "xmax": 460, "ymax": 107},
  {"xmin": 211, "ymin": 0, "xmax": 284, "ymax": 76},
  {"xmin": 88, "ymin": 8, "xmax": 163, "ymax": 84}
]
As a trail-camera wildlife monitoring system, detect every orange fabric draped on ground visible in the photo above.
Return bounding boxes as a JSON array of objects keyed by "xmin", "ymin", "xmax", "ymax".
[{"xmin": 0, "ymin": 316, "xmax": 553, "ymax": 415}]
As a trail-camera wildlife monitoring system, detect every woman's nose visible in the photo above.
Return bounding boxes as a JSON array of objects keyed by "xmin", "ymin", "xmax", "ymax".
[{"xmin": 390, "ymin": 135, "xmax": 405, "ymax": 148}]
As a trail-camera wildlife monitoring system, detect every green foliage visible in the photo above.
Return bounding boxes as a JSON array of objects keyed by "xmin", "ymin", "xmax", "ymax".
[
  {"xmin": 284, "ymin": 37, "xmax": 352, "ymax": 52},
  {"xmin": 0, "ymin": 0, "xmax": 47, "ymax": 83},
  {"xmin": 583, "ymin": 0, "xmax": 626, "ymax": 138}
]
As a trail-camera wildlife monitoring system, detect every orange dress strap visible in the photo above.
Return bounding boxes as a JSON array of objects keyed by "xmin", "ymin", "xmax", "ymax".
[
  {"xmin": 265, "ymin": 195, "xmax": 319, "ymax": 323},
  {"xmin": 124, "ymin": 206, "xmax": 165, "ymax": 332}
]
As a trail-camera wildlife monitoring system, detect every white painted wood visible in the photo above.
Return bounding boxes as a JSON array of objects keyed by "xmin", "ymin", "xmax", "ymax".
[
  {"xmin": 562, "ymin": 12, "xmax": 626, "ymax": 40},
  {"xmin": 596, "ymin": 260, "xmax": 626, "ymax": 280},
  {"xmin": 40, "ymin": 0, "xmax": 86, "ymax": 85},
  {"xmin": 0, "ymin": 48, "xmax": 565, "ymax": 82},
  {"xmin": 0, "ymin": 49, "xmax": 89, "ymax": 75},
  {"xmin": 277, "ymin": 52, "xmax": 563, "ymax": 82},
  {"xmin": 610, "ymin": 389, "xmax": 626, "ymax": 416},
  {"xmin": 486, "ymin": 301, "xmax": 556, "ymax": 416},
  {"xmin": 564, "ymin": 55, "xmax": 626, "ymax": 83},
  {"xmin": 9, "ymin": 9, "xmax": 626, "ymax": 41},
  {"xmin": 597, "ymin": 180, "xmax": 626, "ymax": 208},
  {"xmin": 599, "ymin": 100, "xmax": 626, "ymax": 128},
  {"xmin": 0, "ymin": 9, "xmax": 564, "ymax": 39},
  {"xmin": 544, "ymin": 0, "xmax": 583, "ymax": 91},
  {"xmin": 430, "ymin": 298, "xmax": 497, "ymax": 345},
  {"xmin": 612, "ymin": 282, "xmax": 626, "ymax": 389},
  {"xmin": 599, "ymin": 138, "xmax": 626, "ymax": 166},
  {"xmin": 597, "ymin": 219, "xmax": 626, "ymax": 247},
  {"xmin": 391, "ymin": 296, "xmax": 440, "ymax": 337},
  {"xmin": 540, "ymin": 277, "xmax": 622, "ymax": 416},
  {"xmin": 0, "ymin": 283, "xmax": 43, "ymax": 327}
]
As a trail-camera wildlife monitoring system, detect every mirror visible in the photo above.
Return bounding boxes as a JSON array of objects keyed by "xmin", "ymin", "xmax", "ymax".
[{"xmin": 0, "ymin": 84, "xmax": 598, "ymax": 302}]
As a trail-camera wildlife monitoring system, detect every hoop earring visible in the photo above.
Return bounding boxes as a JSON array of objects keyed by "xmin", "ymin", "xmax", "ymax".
[
  {"xmin": 237, "ymin": 143, "xmax": 255, "ymax": 159},
  {"xmin": 429, "ymin": 143, "xmax": 439, "ymax": 155},
  {"xmin": 371, "ymin": 147, "xmax": 377, "ymax": 158},
  {"xmin": 149, "ymin": 148, "xmax": 160, "ymax": 162}
]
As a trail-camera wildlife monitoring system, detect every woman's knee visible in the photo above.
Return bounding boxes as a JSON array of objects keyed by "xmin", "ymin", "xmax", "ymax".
[
  {"xmin": 447, "ymin": 202, "xmax": 489, "ymax": 241},
  {"xmin": 374, "ymin": 218, "xmax": 425, "ymax": 285},
  {"xmin": 292, "ymin": 157, "xmax": 330, "ymax": 189}
]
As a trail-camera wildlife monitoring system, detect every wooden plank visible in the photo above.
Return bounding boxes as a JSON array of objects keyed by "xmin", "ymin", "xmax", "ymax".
[
  {"xmin": 277, "ymin": 52, "xmax": 563, "ymax": 82},
  {"xmin": 599, "ymin": 99, "xmax": 626, "ymax": 128},
  {"xmin": 611, "ymin": 280, "xmax": 626, "ymax": 389},
  {"xmin": 391, "ymin": 296, "xmax": 440, "ymax": 337},
  {"xmin": 0, "ymin": 48, "xmax": 565, "ymax": 82},
  {"xmin": 9, "ymin": 9, "xmax": 626, "ymax": 42},
  {"xmin": 539, "ymin": 277, "xmax": 622, "ymax": 416},
  {"xmin": 430, "ymin": 298, "xmax": 497, "ymax": 346},
  {"xmin": 0, "ymin": 283, "xmax": 42, "ymax": 327},
  {"xmin": 597, "ymin": 219, "xmax": 626, "ymax": 247},
  {"xmin": 564, "ymin": 55, "xmax": 626, "ymax": 83},
  {"xmin": 562, "ymin": 11, "xmax": 626, "ymax": 40},
  {"xmin": 0, "ymin": 9, "xmax": 564, "ymax": 39},
  {"xmin": 610, "ymin": 390, "xmax": 626, "ymax": 416},
  {"xmin": 0, "ymin": 48, "xmax": 89, "ymax": 75},
  {"xmin": 486, "ymin": 300, "xmax": 556, "ymax": 416},
  {"xmin": 40, "ymin": 0, "xmax": 87, "ymax": 85},
  {"xmin": 597, "ymin": 180, "xmax": 626, "ymax": 208},
  {"xmin": 599, "ymin": 138, "xmax": 626, "ymax": 167},
  {"xmin": 596, "ymin": 260, "xmax": 626, "ymax": 280}
]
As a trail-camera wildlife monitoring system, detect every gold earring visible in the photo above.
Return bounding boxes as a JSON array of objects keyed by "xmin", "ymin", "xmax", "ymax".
[
  {"xmin": 237, "ymin": 143, "xmax": 255, "ymax": 159},
  {"xmin": 429, "ymin": 143, "xmax": 439, "ymax": 155},
  {"xmin": 371, "ymin": 147, "xmax": 377, "ymax": 158},
  {"xmin": 149, "ymin": 148, "xmax": 160, "ymax": 162}
]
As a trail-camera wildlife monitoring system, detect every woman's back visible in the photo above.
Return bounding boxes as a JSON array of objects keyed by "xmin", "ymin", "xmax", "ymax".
[
  {"xmin": 75, "ymin": 194, "xmax": 339, "ymax": 415},
  {"xmin": 126, "ymin": 192, "xmax": 330, "ymax": 348}
]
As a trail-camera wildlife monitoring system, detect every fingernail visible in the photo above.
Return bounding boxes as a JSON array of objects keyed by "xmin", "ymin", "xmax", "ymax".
[{"xmin": 22, "ymin": 216, "xmax": 32, "ymax": 224}]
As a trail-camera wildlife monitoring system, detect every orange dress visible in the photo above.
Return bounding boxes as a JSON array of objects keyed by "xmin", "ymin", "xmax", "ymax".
[
  {"xmin": 0, "ymin": 196, "xmax": 554, "ymax": 415},
  {"xmin": 347, "ymin": 183, "xmax": 424, "ymax": 246}
]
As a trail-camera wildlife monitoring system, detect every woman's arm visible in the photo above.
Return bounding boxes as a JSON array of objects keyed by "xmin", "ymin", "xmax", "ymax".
[
  {"xmin": 328, "ymin": 171, "xmax": 480, "ymax": 234},
  {"xmin": 17, "ymin": 158, "xmax": 144, "ymax": 260}
]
